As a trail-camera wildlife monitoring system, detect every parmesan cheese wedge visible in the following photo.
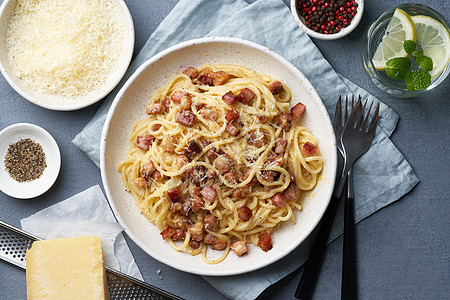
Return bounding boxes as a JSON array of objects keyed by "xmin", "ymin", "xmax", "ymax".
[{"xmin": 26, "ymin": 236, "xmax": 109, "ymax": 300}]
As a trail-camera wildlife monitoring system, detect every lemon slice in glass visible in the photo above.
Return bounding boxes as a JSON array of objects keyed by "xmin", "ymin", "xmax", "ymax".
[
  {"xmin": 411, "ymin": 15, "xmax": 450, "ymax": 78},
  {"xmin": 372, "ymin": 8, "xmax": 417, "ymax": 70}
]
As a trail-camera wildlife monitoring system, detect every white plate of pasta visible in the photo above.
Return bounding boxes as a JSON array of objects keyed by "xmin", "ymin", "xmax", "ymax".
[{"xmin": 101, "ymin": 37, "xmax": 337, "ymax": 276}]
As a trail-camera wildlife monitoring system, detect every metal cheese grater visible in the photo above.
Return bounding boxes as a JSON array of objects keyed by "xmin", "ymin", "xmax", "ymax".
[{"xmin": 0, "ymin": 220, "xmax": 183, "ymax": 300}]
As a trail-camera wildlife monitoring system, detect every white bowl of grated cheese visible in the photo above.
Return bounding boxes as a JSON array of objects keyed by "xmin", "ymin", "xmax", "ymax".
[{"xmin": 0, "ymin": 0, "xmax": 134, "ymax": 111}]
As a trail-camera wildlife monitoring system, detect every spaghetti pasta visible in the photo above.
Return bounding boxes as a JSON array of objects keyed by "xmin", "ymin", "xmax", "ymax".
[{"xmin": 118, "ymin": 64, "xmax": 323, "ymax": 264}]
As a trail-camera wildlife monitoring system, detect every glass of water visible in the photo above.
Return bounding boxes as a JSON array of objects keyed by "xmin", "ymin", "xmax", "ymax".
[{"xmin": 361, "ymin": 3, "xmax": 450, "ymax": 98}]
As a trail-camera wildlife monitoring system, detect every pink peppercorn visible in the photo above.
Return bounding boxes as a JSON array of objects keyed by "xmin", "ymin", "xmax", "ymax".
[{"xmin": 296, "ymin": 0, "xmax": 358, "ymax": 35}]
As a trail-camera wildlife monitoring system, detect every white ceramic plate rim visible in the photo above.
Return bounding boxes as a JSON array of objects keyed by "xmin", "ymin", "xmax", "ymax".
[
  {"xmin": 0, "ymin": 123, "xmax": 61, "ymax": 199},
  {"xmin": 101, "ymin": 37, "xmax": 337, "ymax": 276},
  {"xmin": 0, "ymin": 0, "xmax": 135, "ymax": 111},
  {"xmin": 290, "ymin": 0, "xmax": 364, "ymax": 40}
]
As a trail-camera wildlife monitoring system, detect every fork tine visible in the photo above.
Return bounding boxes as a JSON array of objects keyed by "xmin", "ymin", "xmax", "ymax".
[
  {"xmin": 356, "ymin": 98, "xmax": 366, "ymax": 129},
  {"xmin": 346, "ymin": 98, "xmax": 362, "ymax": 128},
  {"xmin": 335, "ymin": 95, "xmax": 342, "ymax": 129},
  {"xmin": 345, "ymin": 96, "xmax": 349, "ymax": 122},
  {"xmin": 360, "ymin": 101, "xmax": 374, "ymax": 130},
  {"xmin": 368, "ymin": 104, "xmax": 380, "ymax": 135}
]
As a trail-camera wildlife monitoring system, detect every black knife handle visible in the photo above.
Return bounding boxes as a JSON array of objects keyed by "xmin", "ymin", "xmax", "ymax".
[
  {"xmin": 295, "ymin": 194, "xmax": 341, "ymax": 300},
  {"xmin": 342, "ymin": 196, "xmax": 357, "ymax": 300}
]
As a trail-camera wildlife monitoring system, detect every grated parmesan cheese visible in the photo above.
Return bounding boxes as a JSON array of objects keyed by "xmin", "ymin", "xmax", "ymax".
[{"xmin": 6, "ymin": 0, "xmax": 126, "ymax": 99}]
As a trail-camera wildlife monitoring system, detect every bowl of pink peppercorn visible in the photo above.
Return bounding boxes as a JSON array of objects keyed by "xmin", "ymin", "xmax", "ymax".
[{"xmin": 290, "ymin": 0, "xmax": 364, "ymax": 40}]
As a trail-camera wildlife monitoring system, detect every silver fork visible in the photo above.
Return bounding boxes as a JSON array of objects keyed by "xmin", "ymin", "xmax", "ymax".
[
  {"xmin": 337, "ymin": 96, "xmax": 379, "ymax": 300},
  {"xmin": 336, "ymin": 95, "xmax": 358, "ymax": 300},
  {"xmin": 295, "ymin": 98, "xmax": 379, "ymax": 300}
]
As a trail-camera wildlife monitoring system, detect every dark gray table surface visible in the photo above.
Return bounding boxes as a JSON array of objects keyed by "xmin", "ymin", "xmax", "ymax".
[{"xmin": 0, "ymin": 0, "xmax": 449, "ymax": 299}]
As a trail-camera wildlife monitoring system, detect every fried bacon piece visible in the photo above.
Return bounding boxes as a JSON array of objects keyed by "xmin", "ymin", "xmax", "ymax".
[
  {"xmin": 230, "ymin": 240, "xmax": 248, "ymax": 256},
  {"xmin": 206, "ymin": 169, "xmax": 216, "ymax": 179},
  {"xmin": 204, "ymin": 214, "xmax": 218, "ymax": 230},
  {"xmin": 191, "ymin": 195, "xmax": 204, "ymax": 213},
  {"xmin": 266, "ymin": 155, "xmax": 285, "ymax": 167},
  {"xmin": 161, "ymin": 97, "xmax": 171, "ymax": 112},
  {"xmin": 237, "ymin": 206, "xmax": 252, "ymax": 221},
  {"xmin": 136, "ymin": 135, "xmax": 155, "ymax": 151},
  {"xmin": 180, "ymin": 199, "xmax": 191, "ymax": 216},
  {"xmin": 204, "ymin": 234, "xmax": 227, "ymax": 250},
  {"xmin": 222, "ymin": 88, "xmax": 255, "ymax": 106},
  {"xmin": 225, "ymin": 109, "xmax": 240, "ymax": 122},
  {"xmin": 161, "ymin": 135, "xmax": 176, "ymax": 153},
  {"xmin": 226, "ymin": 122, "xmax": 240, "ymax": 136},
  {"xmin": 184, "ymin": 139, "xmax": 202, "ymax": 160},
  {"xmin": 284, "ymin": 183, "xmax": 300, "ymax": 201},
  {"xmin": 273, "ymin": 138, "xmax": 288, "ymax": 154},
  {"xmin": 257, "ymin": 233, "xmax": 272, "ymax": 252},
  {"xmin": 213, "ymin": 154, "xmax": 234, "ymax": 174},
  {"xmin": 268, "ymin": 80, "xmax": 284, "ymax": 95},
  {"xmin": 222, "ymin": 91, "xmax": 239, "ymax": 105},
  {"xmin": 233, "ymin": 187, "xmax": 251, "ymax": 200},
  {"xmin": 271, "ymin": 193, "xmax": 286, "ymax": 207},
  {"xmin": 160, "ymin": 227, "xmax": 176, "ymax": 240},
  {"xmin": 205, "ymin": 146, "xmax": 221, "ymax": 160},
  {"xmin": 180, "ymin": 94, "xmax": 192, "ymax": 110},
  {"xmin": 172, "ymin": 229, "xmax": 185, "ymax": 241},
  {"xmin": 174, "ymin": 155, "xmax": 189, "ymax": 170},
  {"xmin": 200, "ymin": 186, "xmax": 217, "ymax": 203},
  {"xmin": 248, "ymin": 130, "xmax": 268, "ymax": 148},
  {"xmin": 146, "ymin": 103, "xmax": 163, "ymax": 115},
  {"xmin": 188, "ymin": 185, "xmax": 201, "ymax": 198},
  {"xmin": 301, "ymin": 142, "xmax": 317, "ymax": 156},
  {"xmin": 189, "ymin": 240, "xmax": 200, "ymax": 249},
  {"xmin": 165, "ymin": 187, "xmax": 181, "ymax": 203},
  {"xmin": 243, "ymin": 168, "xmax": 258, "ymax": 186},
  {"xmin": 200, "ymin": 108, "xmax": 219, "ymax": 121},
  {"xmin": 135, "ymin": 177, "xmax": 148, "ymax": 189},
  {"xmin": 223, "ymin": 171, "xmax": 238, "ymax": 185},
  {"xmin": 278, "ymin": 113, "xmax": 292, "ymax": 131},
  {"xmin": 189, "ymin": 222, "xmax": 205, "ymax": 242},
  {"xmin": 198, "ymin": 69, "xmax": 214, "ymax": 86},
  {"xmin": 152, "ymin": 124, "xmax": 162, "ymax": 131},
  {"xmin": 183, "ymin": 66, "xmax": 199, "ymax": 79},
  {"xmin": 151, "ymin": 170, "xmax": 163, "ymax": 182},
  {"xmin": 197, "ymin": 69, "xmax": 230, "ymax": 86},
  {"xmin": 176, "ymin": 110, "xmax": 196, "ymax": 127},
  {"xmin": 140, "ymin": 160, "xmax": 155, "ymax": 178},
  {"xmin": 291, "ymin": 102, "xmax": 306, "ymax": 120},
  {"xmin": 170, "ymin": 202, "xmax": 182, "ymax": 213},
  {"xmin": 260, "ymin": 169, "xmax": 278, "ymax": 183},
  {"xmin": 211, "ymin": 238, "xmax": 227, "ymax": 250},
  {"xmin": 177, "ymin": 217, "xmax": 190, "ymax": 231},
  {"xmin": 212, "ymin": 70, "xmax": 230, "ymax": 86},
  {"xmin": 171, "ymin": 90, "xmax": 190, "ymax": 103},
  {"xmin": 238, "ymin": 88, "xmax": 255, "ymax": 105}
]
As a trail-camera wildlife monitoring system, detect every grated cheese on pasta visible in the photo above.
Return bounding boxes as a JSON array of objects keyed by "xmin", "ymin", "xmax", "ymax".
[{"xmin": 6, "ymin": 0, "xmax": 126, "ymax": 99}]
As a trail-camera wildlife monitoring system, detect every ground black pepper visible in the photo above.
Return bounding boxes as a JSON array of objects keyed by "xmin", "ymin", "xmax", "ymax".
[{"xmin": 4, "ymin": 138, "xmax": 47, "ymax": 182}]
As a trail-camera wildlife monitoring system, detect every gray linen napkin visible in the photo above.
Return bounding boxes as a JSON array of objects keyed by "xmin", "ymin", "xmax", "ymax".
[{"xmin": 73, "ymin": 0, "xmax": 419, "ymax": 299}]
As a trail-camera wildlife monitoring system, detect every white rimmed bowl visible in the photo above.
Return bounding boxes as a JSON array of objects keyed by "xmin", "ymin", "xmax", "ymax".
[
  {"xmin": 0, "ymin": 123, "xmax": 61, "ymax": 199},
  {"xmin": 0, "ymin": 0, "xmax": 134, "ymax": 111},
  {"xmin": 100, "ymin": 37, "xmax": 337, "ymax": 276},
  {"xmin": 291, "ymin": 0, "xmax": 364, "ymax": 40}
]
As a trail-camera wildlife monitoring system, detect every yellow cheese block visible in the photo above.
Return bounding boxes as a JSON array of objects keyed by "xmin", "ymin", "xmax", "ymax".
[{"xmin": 26, "ymin": 236, "xmax": 109, "ymax": 300}]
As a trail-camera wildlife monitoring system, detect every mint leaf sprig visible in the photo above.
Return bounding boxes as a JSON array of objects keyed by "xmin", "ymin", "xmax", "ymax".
[{"xmin": 385, "ymin": 40, "xmax": 433, "ymax": 91}]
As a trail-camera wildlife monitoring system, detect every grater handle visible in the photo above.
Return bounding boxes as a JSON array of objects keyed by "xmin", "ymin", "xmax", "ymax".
[{"xmin": 0, "ymin": 220, "xmax": 183, "ymax": 300}]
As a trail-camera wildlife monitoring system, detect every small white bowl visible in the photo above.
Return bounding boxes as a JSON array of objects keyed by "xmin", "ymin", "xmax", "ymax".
[
  {"xmin": 0, "ymin": 0, "xmax": 134, "ymax": 111},
  {"xmin": 0, "ymin": 123, "xmax": 61, "ymax": 199},
  {"xmin": 291, "ymin": 0, "xmax": 364, "ymax": 40}
]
